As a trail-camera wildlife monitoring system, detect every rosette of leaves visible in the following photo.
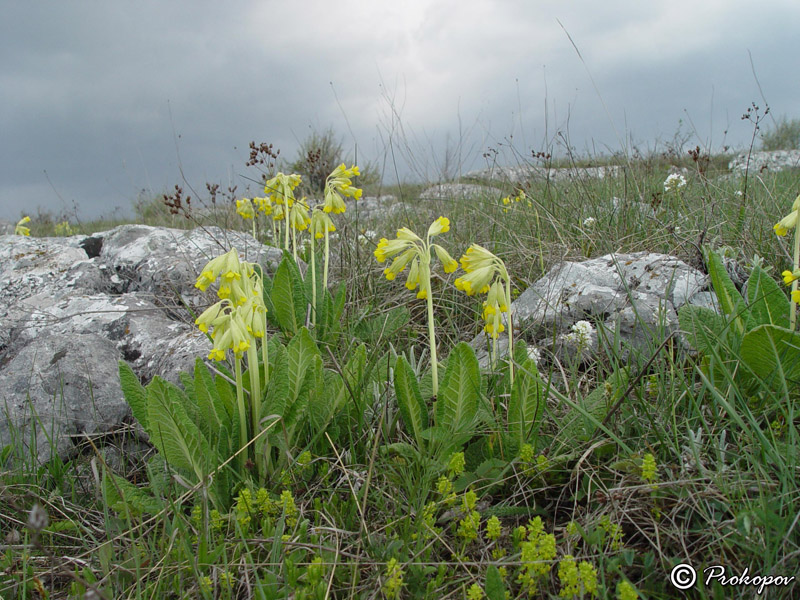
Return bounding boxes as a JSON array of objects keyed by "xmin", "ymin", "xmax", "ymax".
[{"xmin": 679, "ymin": 249, "xmax": 800, "ymax": 394}]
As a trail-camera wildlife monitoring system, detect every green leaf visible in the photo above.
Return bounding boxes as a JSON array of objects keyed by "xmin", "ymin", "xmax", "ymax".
[
  {"xmin": 309, "ymin": 369, "xmax": 340, "ymax": 433},
  {"xmin": 559, "ymin": 368, "xmax": 629, "ymax": 445},
  {"xmin": 118, "ymin": 361, "xmax": 147, "ymax": 430},
  {"xmin": 485, "ymin": 565, "xmax": 506, "ymax": 600},
  {"xmin": 286, "ymin": 328, "xmax": 320, "ymax": 408},
  {"xmin": 354, "ymin": 305, "xmax": 410, "ymax": 344},
  {"xmin": 740, "ymin": 324, "xmax": 800, "ymax": 388},
  {"xmin": 747, "ymin": 265, "xmax": 790, "ymax": 328},
  {"xmin": 394, "ymin": 355, "xmax": 428, "ymax": 449},
  {"xmin": 146, "ymin": 378, "xmax": 215, "ymax": 484},
  {"xmin": 678, "ymin": 304, "xmax": 735, "ymax": 354},
  {"xmin": 264, "ymin": 341, "xmax": 290, "ymax": 417},
  {"xmin": 103, "ymin": 472, "xmax": 164, "ymax": 515},
  {"xmin": 435, "ymin": 342, "xmax": 480, "ymax": 433},
  {"xmin": 194, "ymin": 358, "xmax": 224, "ymax": 440},
  {"xmin": 706, "ymin": 250, "xmax": 748, "ymax": 333},
  {"xmin": 508, "ymin": 358, "xmax": 545, "ymax": 445},
  {"xmin": 271, "ymin": 257, "xmax": 298, "ymax": 334}
]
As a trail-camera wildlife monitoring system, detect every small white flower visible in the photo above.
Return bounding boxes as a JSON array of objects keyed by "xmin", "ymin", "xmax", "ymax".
[
  {"xmin": 583, "ymin": 217, "xmax": 596, "ymax": 228},
  {"xmin": 526, "ymin": 345, "xmax": 541, "ymax": 365},
  {"xmin": 565, "ymin": 320, "xmax": 594, "ymax": 346},
  {"xmin": 663, "ymin": 173, "xmax": 687, "ymax": 192},
  {"xmin": 674, "ymin": 226, "xmax": 682, "ymax": 235},
  {"xmin": 735, "ymin": 190, "xmax": 744, "ymax": 197}
]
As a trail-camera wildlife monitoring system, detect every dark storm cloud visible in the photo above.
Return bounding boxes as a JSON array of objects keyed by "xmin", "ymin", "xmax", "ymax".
[{"xmin": 1, "ymin": 0, "xmax": 799, "ymax": 220}]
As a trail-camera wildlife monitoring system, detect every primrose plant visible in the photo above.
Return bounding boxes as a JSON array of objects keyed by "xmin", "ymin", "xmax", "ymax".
[{"xmin": 374, "ymin": 216, "xmax": 458, "ymax": 396}]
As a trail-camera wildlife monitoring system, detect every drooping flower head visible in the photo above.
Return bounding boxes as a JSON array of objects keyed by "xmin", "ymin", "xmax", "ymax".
[
  {"xmin": 15, "ymin": 216, "xmax": 31, "ymax": 236},
  {"xmin": 288, "ymin": 197, "xmax": 311, "ymax": 231},
  {"xmin": 310, "ymin": 208, "xmax": 336, "ymax": 239},
  {"xmin": 194, "ymin": 248, "xmax": 267, "ymax": 361},
  {"xmin": 323, "ymin": 164, "xmax": 362, "ymax": 214},
  {"xmin": 455, "ymin": 244, "xmax": 509, "ymax": 296},
  {"xmin": 253, "ymin": 196, "xmax": 273, "ymax": 215},
  {"xmin": 374, "ymin": 217, "xmax": 457, "ymax": 299},
  {"xmin": 264, "ymin": 172, "xmax": 302, "ymax": 207},
  {"xmin": 236, "ymin": 198, "xmax": 255, "ymax": 220},
  {"xmin": 774, "ymin": 194, "xmax": 800, "ymax": 236}
]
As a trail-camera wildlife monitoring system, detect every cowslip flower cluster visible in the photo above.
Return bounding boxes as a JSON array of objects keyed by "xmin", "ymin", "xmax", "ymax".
[
  {"xmin": 774, "ymin": 194, "xmax": 800, "ymax": 329},
  {"xmin": 15, "ymin": 216, "xmax": 31, "ymax": 236},
  {"xmin": 54, "ymin": 221, "xmax": 74, "ymax": 236},
  {"xmin": 455, "ymin": 244, "xmax": 515, "ymax": 378},
  {"xmin": 323, "ymin": 163, "xmax": 362, "ymax": 214},
  {"xmin": 500, "ymin": 190, "xmax": 527, "ymax": 213},
  {"xmin": 375, "ymin": 217, "xmax": 458, "ymax": 299},
  {"xmin": 194, "ymin": 249, "xmax": 266, "ymax": 361},
  {"xmin": 195, "ymin": 248, "xmax": 270, "ymax": 472},
  {"xmin": 663, "ymin": 173, "xmax": 687, "ymax": 192},
  {"xmin": 374, "ymin": 218, "xmax": 458, "ymax": 396}
]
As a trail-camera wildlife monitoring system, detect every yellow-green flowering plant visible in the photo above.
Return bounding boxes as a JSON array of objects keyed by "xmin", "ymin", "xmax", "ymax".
[
  {"xmin": 775, "ymin": 193, "xmax": 800, "ymax": 330},
  {"xmin": 264, "ymin": 172, "xmax": 302, "ymax": 251},
  {"xmin": 194, "ymin": 248, "xmax": 269, "ymax": 472},
  {"xmin": 15, "ymin": 216, "xmax": 31, "ymax": 236},
  {"xmin": 679, "ymin": 211, "xmax": 800, "ymax": 394},
  {"xmin": 236, "ymin": 197, "xmax": 257, "ymax": 240},
  {"xmin": 374, "ymin": 216, "xmax": 458, "ymax": 396},
  {"xmin": 455, "ymin": 244, "xmax": 514, "ymax": 384}
]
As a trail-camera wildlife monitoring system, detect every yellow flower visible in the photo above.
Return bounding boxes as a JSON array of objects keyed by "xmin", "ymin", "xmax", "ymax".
[
  {"xmin": 253, "ymin": 196, "xmax": 273, "ymax": 215},
  {"xmin": 289, "ymin": 198, "xmax": 311, "ymax": 231},
  {"xmin": 793, "ymin": 290, "xmax": 800, "ymax": 304},
  {"xmin": 783, "ymin": 270, "xmax": 800, "ymax": 285},
  {"xmin": 460, "ymin": 244, "xmax": 502, "ymax": 275},
  {"xmin": 323, "ymin": 164, "xmax": 362, "ymax": 214},
  {"xmin": 427, "ymin": 216, "xmax": 450, "ymax": 237},
  {"xmin": 384, "ymin": 248, "xmax": 416, "ymax": 281},
  {"xmin": 310, "ymin": 209, "xmax": 336, "ymax": 239},
  {"xmin": 272, "ymin": 203, "xmax": 286, "ymax": 221},
  {"xmin": 432, "ymin": 244, "xmax": 458, "ymax": 273},
  {"xmin": 455, "ymin": 265, "xmax": 494, "ymax": 296},
  {"xmin": 236, "ymin": 198, "xmax": 255, "ymax": 220},
  {"xmin": 774, "ymin": 194, "xmax": 800, "ymax": 236},
  {"xmin": 15, "ymin": 216, "xmax": 31, "ymax": 236},
  {"xmin": 374, "ymin": 235, "xmax": 416, "ymax": 263},
  {"xmin": 195, "ymin": 249, "xmax": 240, "ymax": 292},
  {"xmin": 264, "ymin": 172, "xmax": 301, "ymax": 206},
  {"xmin": 195, "ymin": 300, "xmax": 231, "ymax": 333}
]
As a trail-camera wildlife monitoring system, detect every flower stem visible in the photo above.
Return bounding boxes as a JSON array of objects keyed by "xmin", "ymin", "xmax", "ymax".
[
  {"xmin": 425, "ymin": 276, "xmax": 439, "ymax": 398},
  {"xmin": 311, "ymin": 236, "xmax": 317, "ymax": 328},
  {"xmin": 234, "ymin": 356, "xmax": 248, "ymax": 472},
  {"xmin": 323, "ymin": 229, "xmax": 330, "ymax": 292},
  {"xmin": 505, "ymin": 276, "xmax": 514, "ymax": 387},
  {"xmin": 792, "ymin": 222, "xmax": 800, "ymax": 331}
]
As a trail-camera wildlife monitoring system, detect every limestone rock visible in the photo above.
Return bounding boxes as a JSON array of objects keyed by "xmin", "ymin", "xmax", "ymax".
[
  {"xmin": 0, "ymin": 225, "xmax": 282, "ymax": 462},
  {"xmin": 419, "ymin": 183, "xmax": 499, "ymax": 201},
  {"xmin": 728, "ymin": 150, "xmax": 800, "ymax": 175},
  {"xmin": 474, "ymin": 252, "xmax": 709, "ymax": 367}
]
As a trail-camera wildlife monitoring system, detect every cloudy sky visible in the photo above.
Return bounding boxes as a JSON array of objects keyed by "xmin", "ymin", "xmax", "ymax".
[{"xmin": 2, "ymin": 0, "xmax": 798, "ymax": 221}]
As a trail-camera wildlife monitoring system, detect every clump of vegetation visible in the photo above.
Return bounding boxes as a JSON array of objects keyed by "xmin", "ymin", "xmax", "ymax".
[{"xmin": 761, "ymin": 115, "xmax": 800, "ymax": 150}]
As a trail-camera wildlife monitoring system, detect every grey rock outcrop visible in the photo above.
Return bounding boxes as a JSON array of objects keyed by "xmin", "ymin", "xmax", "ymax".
[
  {"xmin": 466, "ymin": 165, "xmax": 622, "ymax": 184},
  {"xmin": 472, "ymin": 252, "xmax": 709, "ymax": 367},
  {"xmin": 728, "ymin": 150, "xmax": 800, "ymax": 175},
  {"xmin": 420, "ymin": 183, "xmax": 499, "ymax": 201},
  {"xmin": 1, "ymin": 225, "xmax": 282, "ymax": 462}
]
